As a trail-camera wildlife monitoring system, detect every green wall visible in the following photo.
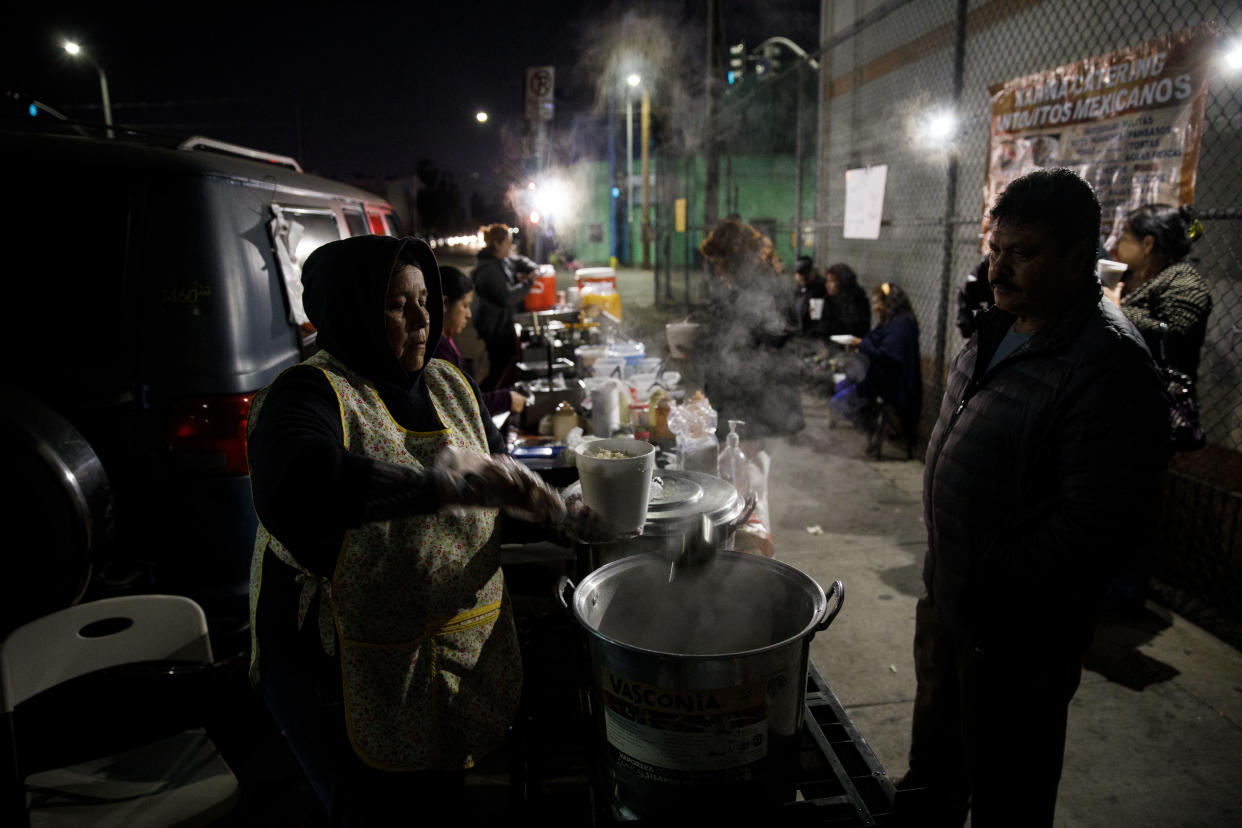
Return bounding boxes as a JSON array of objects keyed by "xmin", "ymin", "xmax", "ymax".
[{"xmin": 552, "ymin": 153, "xmax": 817, "ymax": 271}]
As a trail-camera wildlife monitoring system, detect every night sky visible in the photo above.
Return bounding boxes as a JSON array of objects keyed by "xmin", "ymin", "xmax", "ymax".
[{"xmin": 4, "ymin": 2, "xmax": 819, "ymax": 211}]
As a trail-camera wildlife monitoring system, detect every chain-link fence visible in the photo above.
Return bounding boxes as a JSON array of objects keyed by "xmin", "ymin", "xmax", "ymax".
[{"xmin": 652, "ymin": 0, "xmax": 1242, "ymax": 646}]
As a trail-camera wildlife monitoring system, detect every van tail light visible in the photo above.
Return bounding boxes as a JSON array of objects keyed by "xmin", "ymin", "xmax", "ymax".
[
  {"xmin": 167, "ymin": 394, "xmax": 253, "ymax": 475},
  {"xmin": 367, "ymin": 212, "xmax": 387, "ymax": 235}
]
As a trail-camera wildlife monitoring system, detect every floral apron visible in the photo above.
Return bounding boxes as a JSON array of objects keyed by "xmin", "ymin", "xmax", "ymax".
[{"xmin": 248, "ymin": 351, "xmax": 522, "ymax": 771}]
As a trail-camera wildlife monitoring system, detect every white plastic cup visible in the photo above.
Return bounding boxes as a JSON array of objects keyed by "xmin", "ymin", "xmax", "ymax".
[
  {"xmin": 573, "ymin": 438, "xmax": 656, "ymax": 533},
  {"xmin": 1096, "ymin": 259, "xmax": 1127, "ymax": 288},
  {"xmin": 809, "ymin": 298, "xmax": 825, "ymax": 320}
]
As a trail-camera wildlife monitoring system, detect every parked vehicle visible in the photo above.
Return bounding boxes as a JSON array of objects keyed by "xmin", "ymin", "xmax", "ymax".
[{"xmin": 0, "ymin": 129, "xmax": 401, "ymax": 651}]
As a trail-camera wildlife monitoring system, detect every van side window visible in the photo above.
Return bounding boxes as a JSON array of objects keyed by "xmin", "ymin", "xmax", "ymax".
[
  {"xmin": 382, "ymin": 212, "xmax": 403, "ymax": 236},
  {"xmin": 269, "ymin": 206, "xmax": 342, "ymax": 330},
  {"xmin": 343, "ymin": 208, "xmax": 367, "ymax": 237}
]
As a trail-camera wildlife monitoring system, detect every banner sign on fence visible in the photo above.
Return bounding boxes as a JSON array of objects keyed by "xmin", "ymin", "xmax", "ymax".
[{"xmin": 983, "ymin": 24, "xmax": 1215, "ymax": 250}]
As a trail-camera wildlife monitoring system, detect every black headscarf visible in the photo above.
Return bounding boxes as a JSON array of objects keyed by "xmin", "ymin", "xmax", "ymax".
[{"xmin": 302, "ymin": 235, "xmax": 443, "ymax": 389}]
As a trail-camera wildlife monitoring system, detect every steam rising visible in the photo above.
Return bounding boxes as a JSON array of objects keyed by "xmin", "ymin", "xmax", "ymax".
[
  {"xmin": 589, "ymin": 555, "xmax": 812, "ymax": 656},
  {"xmin": 569, "ymin": 5, "xmax": 708, "ymax": 157}
]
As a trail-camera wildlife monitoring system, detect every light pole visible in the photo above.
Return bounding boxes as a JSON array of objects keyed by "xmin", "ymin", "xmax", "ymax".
[
  {"xmin": 640, "ymin": 85, "xmax": 651, "ymax": 269},
  {"xmin": 63, "ymin": 41, "xmax": 113, "ymax": 139},
  {"xmin": 625, "ymin": 73, "xmax": 640, "ymax": 265}
]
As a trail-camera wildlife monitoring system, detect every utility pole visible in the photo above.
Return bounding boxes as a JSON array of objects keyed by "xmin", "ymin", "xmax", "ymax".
[
  {"xmin": 626, "ymin": 83, "xmax": 634, "ymax": 264},
  {"xmin": 640, "ymin": 88, "xmax": 651, "ymax": 268},
  {"xmin": 704, "ymin": 0, "xmax": 721, "ymax": 228},
  {"xmin": 794, "ymin": 62, "xmax": 805, "ymax": 258}
]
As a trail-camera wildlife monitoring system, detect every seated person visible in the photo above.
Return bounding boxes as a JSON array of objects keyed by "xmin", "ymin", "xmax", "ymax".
[
  {"xmin": 793, "ymin": 256, "xmax": 828, "ymax": 339},
  {"xmin": 435, "ymin": 266, "xmax": 526, "ymax": 419},
  {"xmin": 830, "ymin": 282, "xmax": 923, "ymax": 456},
  {"xmin": 824, "ymin": 263, "xmax": 872, "ymax": 340}
]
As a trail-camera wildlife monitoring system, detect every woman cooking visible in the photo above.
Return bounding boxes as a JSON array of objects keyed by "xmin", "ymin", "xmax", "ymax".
[{"xmin": 246, "ymin": 235, "xmax": 575, "ymax": 823}]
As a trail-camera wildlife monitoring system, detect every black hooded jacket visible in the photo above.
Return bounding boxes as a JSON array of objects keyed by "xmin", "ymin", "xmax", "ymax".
[{"xmin": 248, "ymin": 236, "xmax": 505, "ymax": 581}]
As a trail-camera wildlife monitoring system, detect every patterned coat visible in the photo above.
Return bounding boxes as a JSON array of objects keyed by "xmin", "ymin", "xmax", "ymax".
[{"xmin": 1121, "ymin": 261, "xmax": 1212, "ymax": 380}]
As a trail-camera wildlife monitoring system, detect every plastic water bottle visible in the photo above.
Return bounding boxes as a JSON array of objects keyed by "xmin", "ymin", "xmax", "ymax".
[{"xmin": 717, "ymin": 419, "xmax": 751, "ymax": 499}]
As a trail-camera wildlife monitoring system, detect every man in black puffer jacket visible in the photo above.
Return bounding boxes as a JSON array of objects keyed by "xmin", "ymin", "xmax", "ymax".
[{"xmin": 898, "ymin": 169, "xmax": 1168, "ymax": 827}]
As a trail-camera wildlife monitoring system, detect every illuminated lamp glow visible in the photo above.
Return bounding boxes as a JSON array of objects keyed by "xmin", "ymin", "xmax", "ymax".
[
  {"xmin": 926, "ymin": 110, "xmax": 956, "ymax": 141},
  {"xmin": 533, "ymin": 179, "xmax": 570, "ymax": 221},
  {"xmin": 1227, "ymin": 42, "xmax": 1242, "ymax": 70},
  {"xmin": 626, "ymin": 73, "xmax": 641, "ymax": 87},
  {"xmin": 529, "ymin": 211, "xmax": 541, "ymax": 224},
  {"xmin": 475, "ymin": 111, "xmax": 488, "ymax": 123},
  {"xmin": 63, "ymin": 41, "xmax": 81, "ymax": 55}
]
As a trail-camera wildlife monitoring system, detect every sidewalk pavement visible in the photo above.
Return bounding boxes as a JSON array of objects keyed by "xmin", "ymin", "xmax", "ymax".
[
  {"xmin": 603, "ymin": 261, "xmax": 1242, "ymax": 827},
  {"xmin": 776, "ymin": 395, "xmax": 1242, "ymax": 827}
]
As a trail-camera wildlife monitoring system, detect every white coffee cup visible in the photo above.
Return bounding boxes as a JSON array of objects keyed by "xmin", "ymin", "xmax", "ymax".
[
  {"xmin": 809, "ymin": 297, "xmax": 825, "ymax": 320},
  {"xmin": 1096, "ymin": 259, "xmax": 1127, "ymax": 288},
  {"xmin": 573, "ymin": 438, "xmax": 656, "ymax": 533}
]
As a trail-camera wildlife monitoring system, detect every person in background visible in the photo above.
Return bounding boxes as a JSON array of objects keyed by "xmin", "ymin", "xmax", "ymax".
[
  {"xmin": 471, "ymin": 223, "xmax": 537, "ymax": 391},
  {"xmin": 246, "ymin": 235, "xmax": 582, "ymax": 824},
  {"xmin": 896, "ymin": 169, "xmax": 1168, "ymax": 827},
  {"xmin": 793, "ymin": 255, "xmax": 828, "ymax": 340},
  {"xmin": 1101, "ymin": 203, "xmax": 1212, "ymax": 611},
  {"xmin": 1103, "ymin": 203, "xmax": 1212, "ymax": 382},
  {"xmin": 829, "ymin": 282, "xmax": 922, "ymax": 457},
  {"xmin": 956, "ymin": 257, "xmax": 994, "ymax": 338},
  {"xmin": 436, "ymin": 265, "xmax": 526, "ymax": 420},
  {"xmin": 824, "ymin": 262, "xmax": 871, "ymax": 339},
  {"xmin": 697, "ymin": 218, "xmax": 804, "ymax": 438}
]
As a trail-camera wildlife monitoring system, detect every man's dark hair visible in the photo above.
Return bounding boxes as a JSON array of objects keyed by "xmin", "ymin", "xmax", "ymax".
[
  {"xmin": 988, "ymin": 168, "xmax": 1101, "ymax": 260},
  {"xmin": 795, "ymin": 256, "xmax": 814, "ymax": 276}
]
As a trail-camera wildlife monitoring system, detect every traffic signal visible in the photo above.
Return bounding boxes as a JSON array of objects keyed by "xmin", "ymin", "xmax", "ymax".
[
  {"xmin": 756, "ymin": 42, "xmax": 781, "ymax": 78},
  {"xmin": 728, "ymin": 41, "xmax": 745, "ymax": 85}
]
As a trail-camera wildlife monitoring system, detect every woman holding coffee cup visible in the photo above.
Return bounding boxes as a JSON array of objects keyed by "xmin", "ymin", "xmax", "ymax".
[{"xmin": 1104, "ymin": 203, "xmax": 1212, "ymax": 381}]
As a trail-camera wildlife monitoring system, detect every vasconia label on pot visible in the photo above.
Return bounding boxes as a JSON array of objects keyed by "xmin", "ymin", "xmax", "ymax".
[{"xmin": 601, "ymin": 668, "xmax": 768, "ymax": 780}]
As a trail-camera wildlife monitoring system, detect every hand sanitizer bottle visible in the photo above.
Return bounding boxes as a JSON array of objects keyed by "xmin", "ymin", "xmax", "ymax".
[{"xmin": 717, "ymin": 419, "xmax": 751, "ymax": 499}]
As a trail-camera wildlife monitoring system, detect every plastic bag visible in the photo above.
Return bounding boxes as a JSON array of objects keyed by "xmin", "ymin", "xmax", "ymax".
[{"xmin": 667, "ymin": 391, "xmax": 718, "ymax": 473}]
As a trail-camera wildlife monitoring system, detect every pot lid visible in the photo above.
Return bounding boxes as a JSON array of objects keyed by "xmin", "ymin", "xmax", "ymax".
[{"xmin": 642, "ymin": 469, "xmax": 742, "ymax": 533}]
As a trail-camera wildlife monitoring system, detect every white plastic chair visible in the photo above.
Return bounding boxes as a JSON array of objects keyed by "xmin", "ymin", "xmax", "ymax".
[{"xmin": 0, "ymin": 595, "xmax": 239, "ymax": 827}]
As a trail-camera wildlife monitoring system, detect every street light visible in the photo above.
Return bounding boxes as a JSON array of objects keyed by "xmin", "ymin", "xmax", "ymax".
[
  {"xmin": 475, "ymin": 110, "xmax": 488, "ymax": 123},
  {"xmin": 623, "ymin": 74, "xmax": 642, "ymax": 266},
  {"xmin": 62, "ymin": 40, "xmax": 113, "ymax": 139}
]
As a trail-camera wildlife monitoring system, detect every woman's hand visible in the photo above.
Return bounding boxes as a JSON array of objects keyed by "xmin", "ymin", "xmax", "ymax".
[
  {"xmin": 1101, "ymin": 281, "xmax": 1123, "ymax": 308},
  {"xmin": 437, "ymin": 448, "xmax": 566, "ymax": 523},
  {"xmin": 509, "ymin": 391, "xmax": 527, "ymax": 414}
]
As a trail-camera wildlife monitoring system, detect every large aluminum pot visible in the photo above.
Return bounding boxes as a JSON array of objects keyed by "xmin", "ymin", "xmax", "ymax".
[{"xmin": 558, "ymin": 551, "xmax": 844, "ymax": 818}]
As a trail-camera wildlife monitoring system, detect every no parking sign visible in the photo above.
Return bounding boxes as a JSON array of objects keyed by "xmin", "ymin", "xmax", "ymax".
[{"xmin": 526, "ymin": 66, "xmax": 555, "ymax": 122}]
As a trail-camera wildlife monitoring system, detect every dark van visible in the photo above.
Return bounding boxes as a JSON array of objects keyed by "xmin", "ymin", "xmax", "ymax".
[{"xmin": 0, "ymin": 130, "xmax": 401, "ymax": 649}]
